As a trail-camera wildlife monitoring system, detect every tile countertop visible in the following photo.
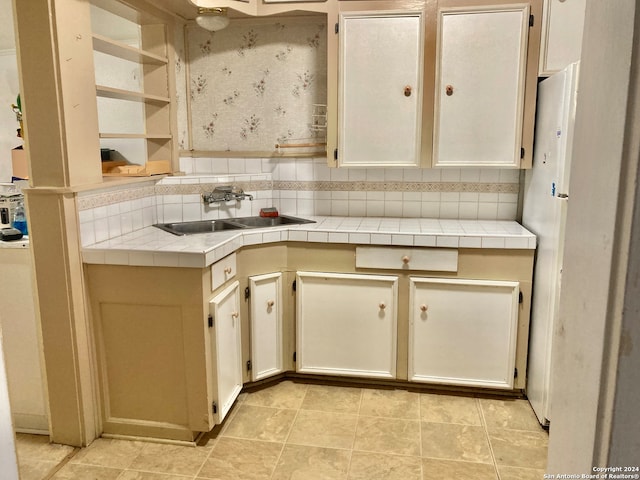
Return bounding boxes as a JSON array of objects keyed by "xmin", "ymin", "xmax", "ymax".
[
  {"xmin": 81, "ymin": 217, "xmax": 536, "ymax": 269},
  {"xmin": 0, "ymin": 237, "xmax": 29, "ymax": 249}
]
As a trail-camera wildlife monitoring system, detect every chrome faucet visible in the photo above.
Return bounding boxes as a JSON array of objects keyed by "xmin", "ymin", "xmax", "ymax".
[{"xmin": 203, "ymin": 185, "xmax": 254, "ymax": 204}]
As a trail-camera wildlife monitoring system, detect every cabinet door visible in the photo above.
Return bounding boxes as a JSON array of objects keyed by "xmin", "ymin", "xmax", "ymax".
[
  {"xmin": 409, "ymin": 278, "xmax": 519, "ymax": 389},
  {"xmin": 249, "ymin": 272, "xmax": 283, "ymax": 382},
  {"xmin": 209, "ymin": 281, "xmax": 243, "ymax": 424},
  {"xmin": 433, "ymin": 5, "xmax": 529, "ymax": 167},
  {"xmin": 338, "ymin": 11, "xmax": 424, "ymax": 167},
  {"xmin": 539, "ymin": 0, "xmax": 585, "ymax": 75},
  {"xmin": 296, "ymin": 272, "xmax": 398, "ymax": 379}
]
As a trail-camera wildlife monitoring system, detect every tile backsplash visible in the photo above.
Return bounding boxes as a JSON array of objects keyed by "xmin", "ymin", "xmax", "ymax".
[{"xmin": 77, "ymin": 157, "xmax": 520, "ymax": 247}]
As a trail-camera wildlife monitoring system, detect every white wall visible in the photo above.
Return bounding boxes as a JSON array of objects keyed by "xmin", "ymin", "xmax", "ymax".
[{"xmin": 0, "ymin": 51, "xmax": 21, "ymax": 182}]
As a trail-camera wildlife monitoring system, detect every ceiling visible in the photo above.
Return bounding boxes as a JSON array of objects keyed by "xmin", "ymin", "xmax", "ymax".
[{"xmin": 0, "ymin": 0, "xmax": 199, "ymax": 52}]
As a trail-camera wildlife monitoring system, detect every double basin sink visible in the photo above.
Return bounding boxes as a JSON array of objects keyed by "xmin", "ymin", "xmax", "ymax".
[{"xmin": 154, "ymin": 214, "xmax": 315, "ymax": 236}]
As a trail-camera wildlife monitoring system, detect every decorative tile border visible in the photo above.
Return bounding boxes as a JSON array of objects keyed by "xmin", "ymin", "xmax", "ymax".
[
  {"xmin": 274, "ymin": 181, "xmax": 519, "ymax": 194},
  {"xmin": 77, "ymin": 185, "xmax": 156, "ymax": 210}
]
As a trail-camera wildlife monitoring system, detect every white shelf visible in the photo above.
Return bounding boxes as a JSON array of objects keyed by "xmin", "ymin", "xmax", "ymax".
[
  {"xmin": 96, "ymin": 85, "xmax": 170, "ymax": 103},
  {"xmin": 92, "ymin": 33, "xmax": 167, "ymax": 65}
]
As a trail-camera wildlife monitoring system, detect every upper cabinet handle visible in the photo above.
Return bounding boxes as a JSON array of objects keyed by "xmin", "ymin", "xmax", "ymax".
[
  {"xmin": 445, "ymin": 84, "xmax": 454, "ymax": 96},
  {"xmin": 404, "ymin": 85, "xmax": 412, "ymax": 97}
]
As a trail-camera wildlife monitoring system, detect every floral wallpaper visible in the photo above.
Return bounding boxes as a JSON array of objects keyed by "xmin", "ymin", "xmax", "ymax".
[
  {"xmin": 186, "ymin": 17, "xmax": 327, "ymax": 152},
  {"xmin": 174, "ymin": 24, "xmax": 189, "ymax": 150}
]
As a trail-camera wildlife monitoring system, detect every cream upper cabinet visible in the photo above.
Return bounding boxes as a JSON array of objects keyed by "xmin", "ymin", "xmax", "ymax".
[
  {"xmin": 338, "ymin": 11, "xmax": 424, "ymax": 167},
  {"xmin": 539, "ymin": 0, "xmax": 585, "ymax": 76},
  {"xmin": 409, "ymin": 277, "xmax": 520, "ymax": 389},
  {"xmin": 433, "ymin": 5, "xmax": 530, "ymax": 168},
  {"xmin": 296, "ymin": 271, "xmax": 398, "ymax": 378},
  {"xmin": 208, "ymin": 281, "xmax": 243, "ymax": 424}
]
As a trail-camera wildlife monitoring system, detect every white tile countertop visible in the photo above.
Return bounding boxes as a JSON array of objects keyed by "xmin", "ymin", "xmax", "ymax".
[
  {"xmin": 81, "ymin": 217, "xmax": 536, "ymax": 268},
  {"xmin": 0, "ymin": 237, "xmax": 29, "ymax": 249}
]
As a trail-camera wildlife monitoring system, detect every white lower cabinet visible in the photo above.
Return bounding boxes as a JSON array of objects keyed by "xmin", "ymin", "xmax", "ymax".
[
  {"xmin": 208, "ymin": 281, "xmax": 243, "ymax": 424},
  {"xmin": 296, "ymin": 272, "xmax": 398, "ymax": 379},
  {"xmin": 249, "ymin": 272, "xmax": 283, "ymax": 382},
  {"xmin": 409, "ymin": 278, "xmax": 520, "ymax": 389}
]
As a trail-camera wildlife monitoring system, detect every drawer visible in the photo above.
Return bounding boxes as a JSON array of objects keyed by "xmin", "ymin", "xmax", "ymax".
[
  {"xmin": 355, "ymin": 246, "xmax": 458, "ymax": 272},
  {"xmin": 212, "ymin": 253, "xmax": 237, "ymax": 291}
]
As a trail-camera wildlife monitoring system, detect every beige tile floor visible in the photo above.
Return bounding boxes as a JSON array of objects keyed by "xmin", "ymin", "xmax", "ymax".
[{"xmin": 16, "ymin": 381, "xmax": 548, "ymax": 480}]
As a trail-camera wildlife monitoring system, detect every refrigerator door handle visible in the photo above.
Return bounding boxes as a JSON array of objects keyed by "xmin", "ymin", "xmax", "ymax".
[{"xmin": 557, "ymin": 193, "xmax": 569, "ymax": 198}]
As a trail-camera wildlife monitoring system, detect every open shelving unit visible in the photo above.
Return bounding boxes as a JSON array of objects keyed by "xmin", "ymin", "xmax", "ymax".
[{"xmin": 90, "ymin": 0, "xmax": 177, "ymax": 177}]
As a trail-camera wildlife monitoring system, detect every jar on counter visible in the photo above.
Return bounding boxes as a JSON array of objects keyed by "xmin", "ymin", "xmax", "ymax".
[{"xmin": 12, "ymin": 200, "xmax": 27, "ymax": 236}]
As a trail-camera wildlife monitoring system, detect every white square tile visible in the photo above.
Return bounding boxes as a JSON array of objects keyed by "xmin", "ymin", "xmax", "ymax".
[
  {"xmin": 436, "ymin": 236, "xmax": 459, "ymax": 248},
  {"xmin": 107, "ymin": 203, "xmax": 120, "ymax": 216},
  {"xmin": 280, "ymin": 231, "xmax": 289, "ymax": 241},
  {"xmin": 315, "ymin": 200, "xmax": 331, "ymax": 215},
  {"xmin": 505, "ymin": 237, "xmax": 530, "ymax": 249},
  {"xmin": 94, "ymin": 221, "xmax": 109, "ymax": 243},
  {"xmin": 391, "ymin": 234, "xmax": 414, "ymax": 246},
  {"xmin": 154, "ymin": 253, "xmax": 180, "ymax": 267},
  {"xmin": 348, "ymin": 191, "xmax": 367, "ymax": 201},
  {"xmin": 227, "ymin": 158, "xmax": 246, "ymax": 174},
  {"xmin": 384, "ymin": 202, "xmax": 403, "ymax": 217},
  {"xmin": 458, "ymin": 203, "xmax": 479, "ymax": 220},
  {"xmin": 348, "ymin": 201, "xmax": 366, "ymax": 217},
  {"xmin": 246, "ymin": 159, "xmax": 265, "ymax": 174},
  {"xmin": 120, "ymin": 213, "xmax": 133, "ymax": 235},
  {"xmin": 93, "ymin": 205, "xmax": 108, "ymax": 220},
  {"xmin": 179, "ymin": 253, "xmax": 205, "ymax": 268},
  {"xmin": 262, "ymin": 231, "xmax": 281, "ymax": 243},
  {"xmin": 348, "ymin": 169, "xmax": 367, "ymax": 181},
  {"xmin": 366, "ymin": 201, "xmax": 385, "ymax": 217},
  {"xmin": 497, "ymin": 203, "xmax": 518, "ymax": 220},
  {"xmin": 104, "ymin": 250, "xmax": 130, "ymax": 265},
  {"xmin": 108, "ymin": 216, "xmax": 122, "ymax": 238},
  {"xmin": 479, "ymin": 169, "xmax": 500, "ymax": 183},
  {"xmin": 413, "ymin": 235, "xmax": 436, "ymax": 247},
  {"xmin": 308, "ymin": 231, "xmax": 329, "ymax": 243},
  {"xmin": 330, "ymin": 167, "xmax": 349, "ymax": 181},
  {"xmin": 459, "ymin": 236, "xmax": 482, "ymax": 248},
  {"xmin": 460, "ymin": 168, "xmax": 481, "ymax": 182},
  {"xmin": 328, "ymin": 232, "xmax": 349, "ymax": 243},
  {"xmin": 211, "ymin": 158, "xmax": 229, "ymax": 174},
  {"xmin": 78, "ymin": 209, "xmax": 94, "ymax": 224},
  {"xmin": 80, "ymin": 222, "xmax": 96, "ymax": 247},
  {"xmin": 477, "ymin": 203, "xmax": 498, "ymax": 220},
  {"xmin": 313, "ymin": 162, "xmax": 331, "ymax": 181},
  {"xmin": 183, "ymin": 203, "xmax": 202, "ymax": 222},
  {"xmin": 482, "ymin": 237, "xmax": 506, "ymax": 248},
  {"xmin": 179, "ymin": 157, "xmax": 194, "ymax": 174},
  {"xmin": 439, "ymin": 203, "xmax": 459, "ymax": 219},
  {"xmin": 297, "ymin": 199, "xmax": 315, "ymax": 216},
  {"xmin": 370, "ymin": 233, "xmax": 392, "ymax": 245},
  {"xmin": 163, "ymin": 204, "xmax": 183, "ymax": 223},
  {"xmin": 331, "ymin": 200, "xmax": 349, "ymax": 216},
  {"xmin": 82, "ymin": 249, "xmax": 105, "ymax": 264},
  {"xmin": 349, "ymin": 233, "xmax": 371, "ymax": 244},
  {"xmin": 402, "ymin": 202, "xmax": 421, "ymax": 218},
  {"xmin": 289, "ymin": 230, "xmax": 308, "ymax": 242},
  {"xmin": 499, "ymin": 169, "xmax": 520, "ymax": 183},
  {"xmin": 128, "ymin": 251, "xmax": 155, "ymax": 266},
  {"xmin": 243, "ymin": 232, "xmax": 263, "ymax": 246},
  {"xmin": 384, "ymin": 169, "xmax": 403, "ymax": 181},
  {"xmin": 296, "ymin": 160, "xmax": 314, "ymax": 181},
  {"xmin": 422, "ymin": 169, "xmax": 442, "ymax": 182},
  {"xmin": 441, "ymin": 168, "xmax": 461, "ymax": 182},
  {"xmin": 366, "ymin": 169, "xmax": 385, "ymax": 181}
]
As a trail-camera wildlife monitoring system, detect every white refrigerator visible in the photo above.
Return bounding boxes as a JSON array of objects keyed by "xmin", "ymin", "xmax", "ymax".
[{"xmin": 522, "ymin": 62, "xmax": 579, "ymax": 426}]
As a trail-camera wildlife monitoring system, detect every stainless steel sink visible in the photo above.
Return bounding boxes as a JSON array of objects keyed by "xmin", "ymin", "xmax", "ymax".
[
  {"xmin": 224, "ymin": 215, "xmax": 315, "ymax": 228},
  {"xmin": 153, "ymin": 215, "xmax": 314, "ymax": 236}
]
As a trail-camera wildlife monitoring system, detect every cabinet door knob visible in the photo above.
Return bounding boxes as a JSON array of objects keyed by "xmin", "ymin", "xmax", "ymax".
[
  {"xmin": 404, "ymin": 85, "xmax": 412, "ymax": 97},
  {"xmin": 420, "ymin": 304, "xmax": 428, "ymax": 312},
  {"xmin": 402, "ymin": 255, "xmax": 410, "ymax": 264},
  {"xmin": 224, "ymin": 267, "xmax": 232, "ymax": 274},
  {"xmin": 445, "ymin": 84, "xmax": 454, "ymax": 96},
  {"xmin": 231, "ymin": 312, "xmax": 239, "ymax": 319},
  {"xmin": 379, "ymin": 302, "xmax": 386, "ymax": 309},
  {"xmin": 267, "ymin": 300, "xmax": 275, "ymax": 308}
]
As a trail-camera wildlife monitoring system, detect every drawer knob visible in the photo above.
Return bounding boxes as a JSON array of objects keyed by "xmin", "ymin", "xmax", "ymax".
[
  {"xmin": 402, "ymin": 256, "xmax": 410, "ymax": 264},
  {"xmin": 224, "ymin": 267, "xmax": 232, "ymax": 274},
  {"xmin": 446, "ymin": 84, "xmax": 454, "ymax": 96},
  {"xmin": 231, "ymin": 312, "xmax": 239, "ymax": 319},
  {"xmin": 420, "ymin": 304, "xmax": 428, "ymax": 312},
  {"xmin": 379, "ymin": 302, "xmax": 386, "ymax": 310},
  {"xmin": 267, "ymin": 300, "xmax": 275, "ymax": 308}
]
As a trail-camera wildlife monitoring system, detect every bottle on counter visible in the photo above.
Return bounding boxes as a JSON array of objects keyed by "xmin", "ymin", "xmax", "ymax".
[{"xmin": 12, "ymin": 200, "xmax": 28, "ymax": 236}]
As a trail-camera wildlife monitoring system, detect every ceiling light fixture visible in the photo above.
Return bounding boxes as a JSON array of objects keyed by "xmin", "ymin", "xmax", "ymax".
[{"xmin": 195, "ymin": 7, "xmax": 230, "ymax": 32}]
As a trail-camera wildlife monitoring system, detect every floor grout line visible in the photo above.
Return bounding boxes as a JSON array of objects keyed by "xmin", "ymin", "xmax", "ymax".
[{"xmin": 477, "ymin": 397, "xmax": 502, "ymax": 480}]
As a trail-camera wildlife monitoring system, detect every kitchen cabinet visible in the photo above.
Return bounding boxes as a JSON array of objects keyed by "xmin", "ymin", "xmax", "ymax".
[
  {"xmin": 408, "ymin": 277, "xmax": 520, "ymax": 389},
  {"xmin": 296, "ymin": 271, "xmax": 398, "ymax": 378},
  {"xmin": 539, "ymin": 0, "xmax": 585, "ymax": 75},
  {"xmin": 248, "ymin": 272, "xmax": 284, "ymax": 382},
  {"xmin": 208, "ymin": 281, "xmax": 243, "ymax": 423},
  {"xmin": 90, "ymin": 0, "xmax": 177, "ymax": 176},
  {"xmin": 433, "ymin": 4, "xmax": 531, "ymax": 168},
  {"xmin": 84, "ymin": 241, "xmax": 533, "ymax": 441},
  {"xmin": 337, "ymin": 10, "xmax": 424, "ymax": 167}
]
